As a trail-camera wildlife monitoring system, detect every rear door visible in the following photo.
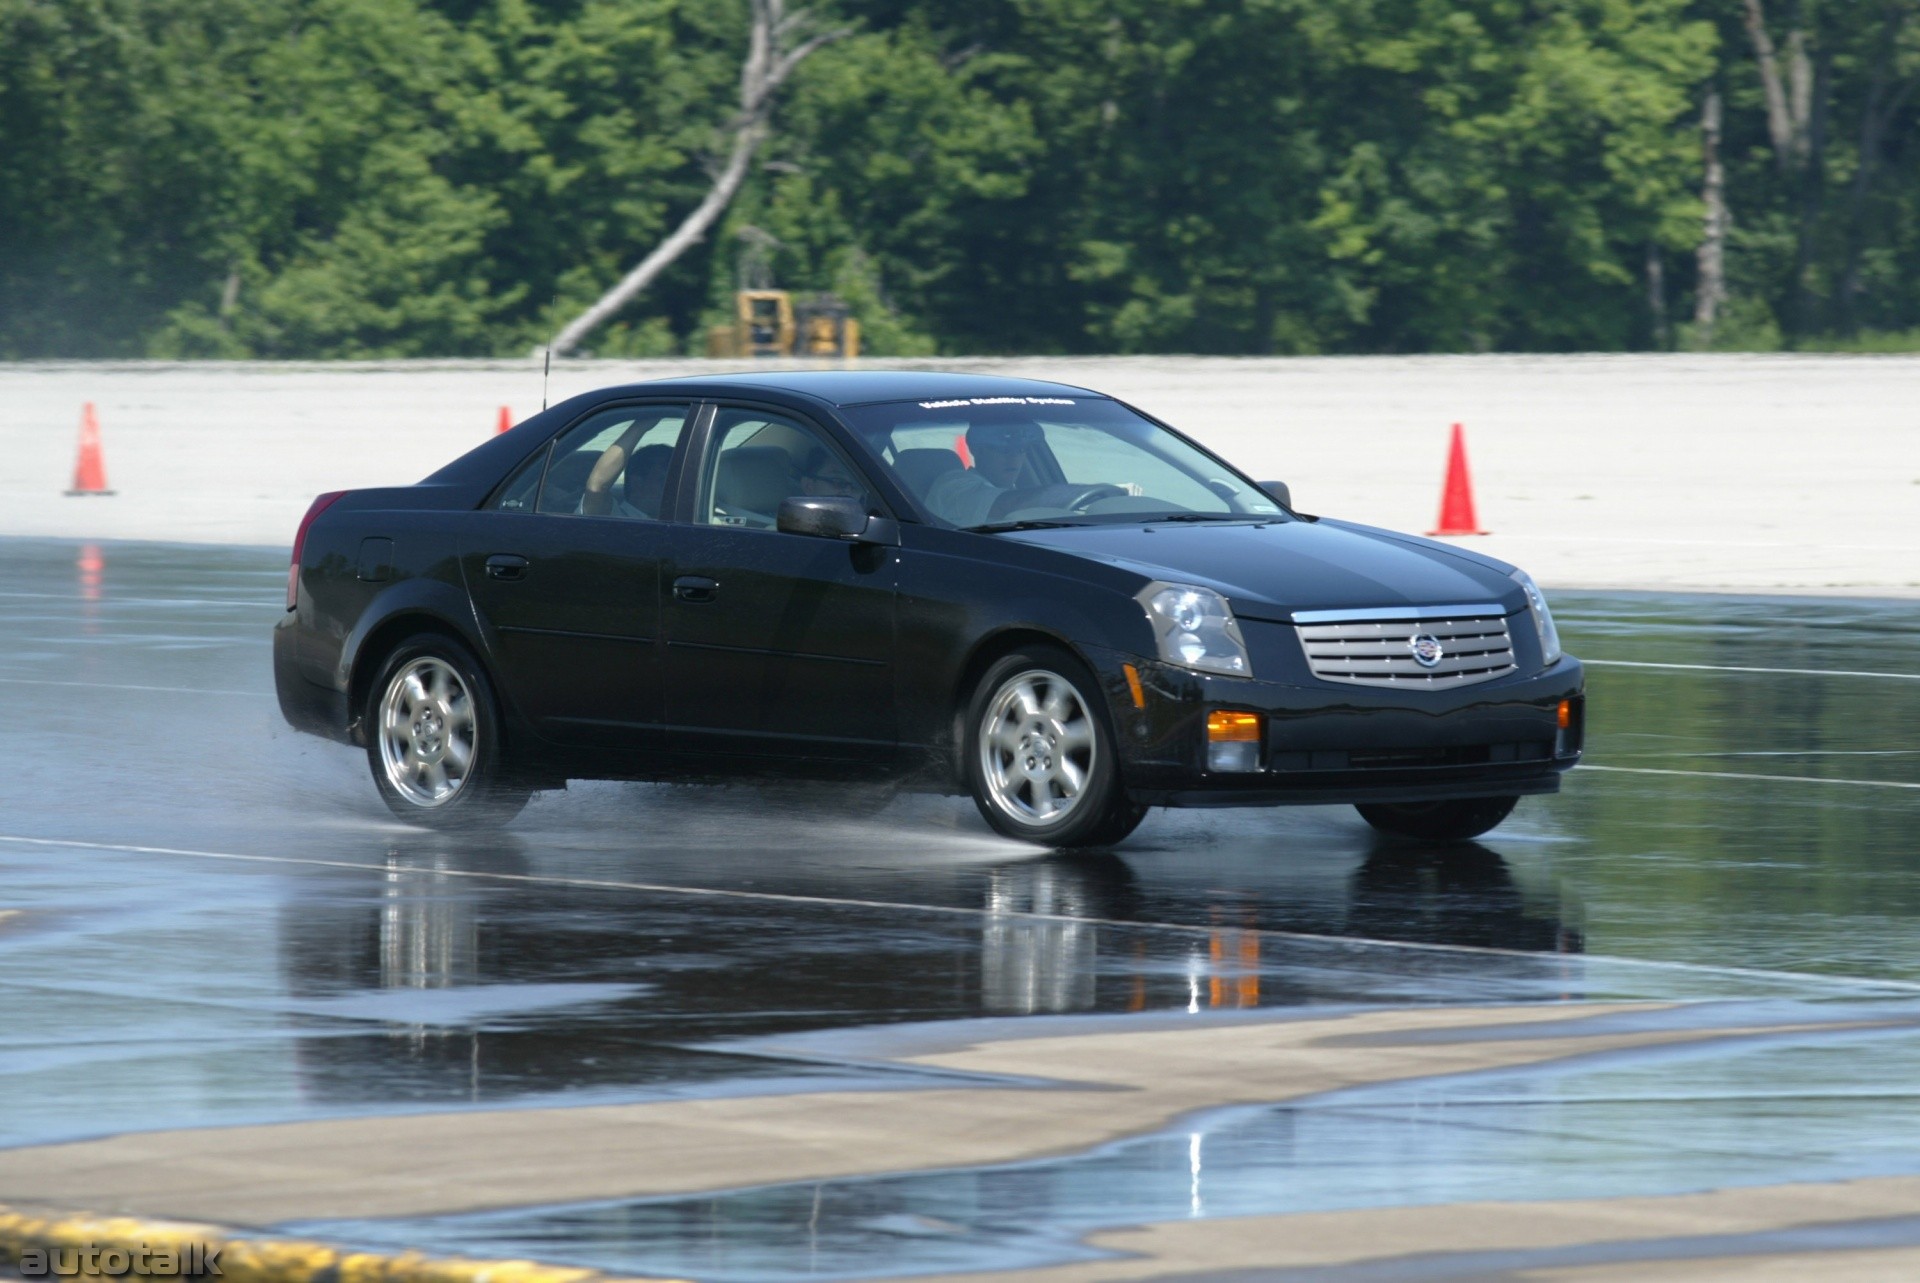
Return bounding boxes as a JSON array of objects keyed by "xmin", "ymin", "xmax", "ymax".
[
  {"xmin": 462, "ymin": 401, "xmax": 696, "ymax": 750},
  {"xmin": 662, "ymin": 404, "xmax": 898, "ymax": 761}
]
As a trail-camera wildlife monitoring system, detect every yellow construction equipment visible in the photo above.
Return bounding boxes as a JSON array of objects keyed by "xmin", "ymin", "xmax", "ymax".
[{"xmin": 706, "ymin": 291, "xmax": 859, "ymax": 359}]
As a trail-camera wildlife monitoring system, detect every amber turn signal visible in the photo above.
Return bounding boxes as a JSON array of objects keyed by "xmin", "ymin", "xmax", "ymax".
[
  {"xmin": 1557, "ymin": 698, "xmax": 1572, "ymax": 729},
  {"xmin": 1122, "ymin": 663, "xmax": 1147, "ymax": 710},
  {"xmin": 1206, "ymin": 710, "xmax": 1262, "ymax": 773},
  {"xmin": 1206, "ymin": 711, "xmax": 1262, "ymax": 742}
]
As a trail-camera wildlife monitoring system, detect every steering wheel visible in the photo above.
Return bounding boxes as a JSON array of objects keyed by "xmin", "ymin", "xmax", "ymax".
[
  {"xmin": 1057, "ymin": 483, "xmax": 1129, "ymax": 511},
  {"xmin": 988, "ymin": 482, "xmax": 1128, "ymax": 520}
]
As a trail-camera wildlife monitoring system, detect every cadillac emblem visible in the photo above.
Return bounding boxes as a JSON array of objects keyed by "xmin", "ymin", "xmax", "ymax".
[{"xmin": 1408, "ymin": 632, "xmax": 1445, "ymax": 668}]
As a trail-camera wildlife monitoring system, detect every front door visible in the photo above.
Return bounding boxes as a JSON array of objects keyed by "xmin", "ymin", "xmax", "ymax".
[
  {"xmin": 462, "ymin": 402, "xmax": 692, "ymax": 750},
  {"xmin": 662, "ymin": 405, "xmax": 897, "ymax": 761}
]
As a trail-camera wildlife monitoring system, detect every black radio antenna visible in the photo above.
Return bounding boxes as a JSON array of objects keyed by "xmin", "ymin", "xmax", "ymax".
[{"xmin": 542, "ymin": 346, "xmax": 551, "ymax": 411}]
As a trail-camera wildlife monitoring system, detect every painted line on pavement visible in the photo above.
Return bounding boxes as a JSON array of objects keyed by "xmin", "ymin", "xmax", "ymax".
[
  {"xmin": 4, "ymin": 832, "xmax": 1920, "ymax": 994},
  {"xmin": 0, "ymin": 677, "xmax": 265, "ymax": 697},
  {"xmin": 1671, "ymin": 750, "xmax": 1920, "ymax": 758},
  {"xmin": 1584, "ymin": 659, "xmax": 1920, "ymax": 681},
  {"xmin": 1582, "ymin": 764, "xmax": 1920, "ymax": 791}
]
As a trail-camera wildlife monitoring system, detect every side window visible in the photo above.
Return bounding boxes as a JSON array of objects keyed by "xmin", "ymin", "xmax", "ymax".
[
  {"xmin": 533, "ymin": 405, "xmax": 689, "ymax": 520},
  {"xmin": 699, "ymin": 409, "xmax": 875, "ymax": 530}
]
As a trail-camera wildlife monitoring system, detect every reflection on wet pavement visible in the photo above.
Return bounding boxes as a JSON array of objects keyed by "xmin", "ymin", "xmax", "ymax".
[
  {"xmin": 3, "ymin": 539, "xmax": 1920, "ymax": 1276},
  {"xmin": 0, "ymin": 833, "xmax": 1609, "ymax": 1148}
]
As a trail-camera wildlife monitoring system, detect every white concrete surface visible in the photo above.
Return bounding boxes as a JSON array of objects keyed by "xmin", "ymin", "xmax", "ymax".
[{"xmin": 2, "ymin": 354, "xmax": 1916, "ymax": 595}]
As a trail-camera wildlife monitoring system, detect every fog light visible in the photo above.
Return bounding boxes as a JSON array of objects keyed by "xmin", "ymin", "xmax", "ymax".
[{"xmin": 1206, "ymin": 711, "xmax": 1262, "ymax": 773}]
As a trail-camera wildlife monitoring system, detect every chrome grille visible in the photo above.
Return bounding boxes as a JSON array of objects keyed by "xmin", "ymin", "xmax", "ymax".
[{"xmin": 1296, "ymin": 609, "xmax": 1516, "ymax": 689}]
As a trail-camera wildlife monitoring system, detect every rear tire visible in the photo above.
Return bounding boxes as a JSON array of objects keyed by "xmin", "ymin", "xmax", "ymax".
[
  {"xmin": 964, "ymin": 645, "xmax": 1139, "ymax": 848},
  {"xmin": 365, "ymin": 633, "xmax": 528, "ymax": 828},
  {"xmin": 1355, "ymin": 795, "xmax": 1518, "ymax": 842}
]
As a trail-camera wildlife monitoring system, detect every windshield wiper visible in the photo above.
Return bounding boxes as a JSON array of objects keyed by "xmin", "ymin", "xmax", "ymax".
[
  {"xmin": 964, "ymin": 518, "xmax": 1088, "ymax": 533},
  {"xmin": 1136, "ymin": 512, "xmax": 1263, "ymax": 523}
]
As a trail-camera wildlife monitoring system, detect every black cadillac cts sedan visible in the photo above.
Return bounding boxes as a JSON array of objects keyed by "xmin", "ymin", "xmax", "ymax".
[{"xmin": 275, "ymin": 371, "xmax": 1584, "ymax": 847}]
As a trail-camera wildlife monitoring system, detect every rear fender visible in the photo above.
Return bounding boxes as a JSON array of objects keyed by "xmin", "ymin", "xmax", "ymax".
[{"xmin": 337, "ymin": 578, "xmax": 487, "ymax": 738}]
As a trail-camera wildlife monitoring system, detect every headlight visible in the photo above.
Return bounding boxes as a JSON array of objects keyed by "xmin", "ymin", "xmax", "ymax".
[
  {"xmin": 1137, "ymin": 582, "xmax": 1251, "ymax": 677},
  {"xmin": 1510, "ymin": 569, "xmax": 1561, "ymax": 666}
]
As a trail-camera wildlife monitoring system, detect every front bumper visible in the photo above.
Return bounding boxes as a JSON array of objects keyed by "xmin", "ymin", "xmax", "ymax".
[{"xmin": 1084, "ymin": 645, "xmax": 1584, "ymax": 808}]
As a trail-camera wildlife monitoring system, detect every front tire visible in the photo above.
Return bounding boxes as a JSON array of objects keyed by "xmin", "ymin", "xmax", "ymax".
[
  {"xmin": 365, "ymin": 633, "xmax": 527, "ymax": 828},
  {"xmin": 965, "ymin": 646, "xmax": 1141, "ymax": 847},
  {"xmin": 1355, "ymin": 795, "xmax": 1519, "ymax": 842}
]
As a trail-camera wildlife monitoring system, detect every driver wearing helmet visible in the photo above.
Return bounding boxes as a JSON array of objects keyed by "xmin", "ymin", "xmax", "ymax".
[{"xmin": 923, "ymin": 421, "xmax": 1041, "ymax": 526}]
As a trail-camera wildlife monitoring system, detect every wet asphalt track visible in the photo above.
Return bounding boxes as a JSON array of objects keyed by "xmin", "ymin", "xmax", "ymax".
[{"xmin": 3, "ymin": 537, "xmax": 1920, "ymax": 1279}]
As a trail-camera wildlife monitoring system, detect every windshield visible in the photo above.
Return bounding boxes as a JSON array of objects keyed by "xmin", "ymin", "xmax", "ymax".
[{"xmin": 841, "ymin": 396, "xmax": 1285, "ymax": 530}]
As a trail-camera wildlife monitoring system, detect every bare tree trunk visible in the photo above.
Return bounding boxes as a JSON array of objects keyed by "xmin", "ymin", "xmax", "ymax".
[
  {"xmin": 1694, "ymin": 91, "xmax": 1728, "ymax": 344},
  {"xmin": 1742, "ymin": 0, "xmax": 1811, "ymax": 170},
  {"xmin": 218, "ymin": 265, "xmax": 242, "ymax": 331},
  {"xmin": 1645, "ymin": 243, "xmax": 1669, "ymax": 350},
  {"xmin": 548, "ymin": 127, "xmax": 764, "ymax": 358},
  {"xmin": 1787, "ymin": 28, "xmax": 1813, "ymax": 157},
  {"xmin": 546, "ymin": 0, "xmax": 848, "ymax": 357}
]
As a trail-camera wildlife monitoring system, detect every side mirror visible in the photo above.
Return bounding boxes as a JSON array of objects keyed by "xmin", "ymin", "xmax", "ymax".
[
  {"xmin": 778, "ymin": 495, "xmax": 871, "ymax": 540},
  {"xmin": 1258, "ymin": 480, "xmax": 1293, "ymax": 509}
]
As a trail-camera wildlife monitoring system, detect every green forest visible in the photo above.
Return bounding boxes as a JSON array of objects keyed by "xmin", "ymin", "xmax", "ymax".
[{"xmin": 4, "ymin": 0, "xmax": 1919, "ymax": 359}]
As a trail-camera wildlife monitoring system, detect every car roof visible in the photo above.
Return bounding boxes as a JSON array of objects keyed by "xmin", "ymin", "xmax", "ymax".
[
  {"xmin": 423, "ymin": 370, "xmax": 1112, "ymax": 494},
  {"xmin": 634, "ymin": 369, "xmax": 1105, "ymax": 407}
]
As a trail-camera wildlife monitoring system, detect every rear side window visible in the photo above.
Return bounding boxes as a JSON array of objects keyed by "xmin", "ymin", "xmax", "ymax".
[
  {"xmin": 490, "ymin": 450, "xmax": 548, "ymax": 513},
  {"xmin": 520, "ymin": 405, "xmax": 689, "ymax": 519}
]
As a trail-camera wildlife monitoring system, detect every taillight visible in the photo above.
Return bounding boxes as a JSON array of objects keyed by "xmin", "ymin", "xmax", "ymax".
[{"xmin": 288, "ymin": 491, "xmax": 347, "ymax": 610}]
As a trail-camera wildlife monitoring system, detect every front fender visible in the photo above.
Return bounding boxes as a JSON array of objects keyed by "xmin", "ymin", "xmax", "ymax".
[{"xmin": 895, "ymin": 529, "xmax": 1158, "ymax": 763}]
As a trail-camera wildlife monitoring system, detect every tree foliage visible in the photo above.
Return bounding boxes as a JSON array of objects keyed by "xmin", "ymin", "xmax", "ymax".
[{"xmin": 2, "ymin": 0, "xmax": 1917, "ymax": 357}]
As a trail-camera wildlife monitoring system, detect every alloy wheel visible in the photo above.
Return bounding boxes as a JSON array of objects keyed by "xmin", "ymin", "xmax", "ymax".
[
  {"xmin": 977, "ymin": 668, "xmax": 1098, "ymax": 827},
  {"xmin": 377, "ymin": 656, "xmax": 478, "ymax": 807}
]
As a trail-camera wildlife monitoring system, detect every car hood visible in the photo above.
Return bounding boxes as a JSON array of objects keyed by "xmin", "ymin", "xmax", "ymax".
[{"xmin": 1002, "ymin": 518, "xmax": 1523, "ymax": 622}]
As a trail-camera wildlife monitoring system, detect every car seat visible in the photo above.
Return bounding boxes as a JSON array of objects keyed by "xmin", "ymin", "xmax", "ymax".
[
  {"xmin": 536, "ymin": 449, "xmax": 600, "ymax": 514},
  {"xmin": 623, "ymin": 443, "xmax": 675, "ymax": 517},
  {"xmin": 712, "ymin": 446, "xmax": 796, "ymax": 526},
  {"xmin": 891, "ymin": 447, "xmax": 964, "ymax": 500}
]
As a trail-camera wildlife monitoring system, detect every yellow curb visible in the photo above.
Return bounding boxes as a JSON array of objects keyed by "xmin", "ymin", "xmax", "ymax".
[{"xmin": 0, "ymin": 1205, "xmax": 687, "ymax": 1283}]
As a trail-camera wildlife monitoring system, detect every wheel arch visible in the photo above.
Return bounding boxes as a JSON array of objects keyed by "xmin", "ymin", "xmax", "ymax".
[
  {"xmin": 346, "ymin": 611, "xmax": 486, "ymax": 746},
  {"xmin": 947, "ymin": 625, "xmax": 1092, "ymax": 789}
]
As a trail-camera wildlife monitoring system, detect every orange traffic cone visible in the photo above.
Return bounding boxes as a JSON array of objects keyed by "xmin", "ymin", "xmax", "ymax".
[
  {"xmin": 65, "ymin": 402, "xmax": 114, "ymax": 497},
  {"xmin": 496, "ymin": 405, "xmax": 513, "ymax": 435},
  {"xmin": 1427, "ymin": 422, "xmax": 1486, "ymax": 536}
]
